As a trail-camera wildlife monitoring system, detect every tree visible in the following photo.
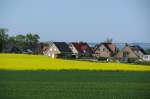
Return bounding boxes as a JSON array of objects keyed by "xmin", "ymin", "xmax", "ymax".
[
  {"xmin": 0, "ymin": 28, "xmax": 8, "ymax": 52},
  {"xmin": 33, "ymin": 34, "xmax": 40, "ymax": 44},
  {"xmin": 10, "ymin": 33, "xmax": 40, "ymax": 47},
  {"xmin": 15, "ymin": 35, "xmax": 26, "ymax": 46},
  {"xmin": 26, "ymin": 33, "xmax": 40, "ymax": 46},
  {"xmin": 146, "ymin": 48, "xmax": 150, "ymax": 55},
  {"xmin": 8, "ymin": 36, "xmax": 16, "ymax": 44}
]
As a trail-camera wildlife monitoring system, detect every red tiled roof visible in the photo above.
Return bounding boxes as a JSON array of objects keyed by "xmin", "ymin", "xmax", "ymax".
[{"xmin": 71, "ymin": 42, "xmax": 91, "ymax": 53}]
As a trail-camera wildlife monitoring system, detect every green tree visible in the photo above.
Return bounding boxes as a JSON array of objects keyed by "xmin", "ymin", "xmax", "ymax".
[
  {"xmin": 11, "ymin": 33, "xmax": 40, "ymax": 47},
  {"xmin": 0, "ymin": 28, "xmax": 8, "ymax": 52},
  {"xmin": 15, "ymin": 35, "xmax": 26, "ymax": 46},
  {"xmin": 26, "ymin": 33, "xmax": 40, "ymax": 46},
  {"xmin": 146, "ymin": 48, "xmax": 150, "ymax": 54},
  {"xmin": 32, "ymin": 34, "xmax": 40, "ymax": 44},
  {"xmin": 8, "ymin": 36, "xmax": 16, "ymax": 44}
]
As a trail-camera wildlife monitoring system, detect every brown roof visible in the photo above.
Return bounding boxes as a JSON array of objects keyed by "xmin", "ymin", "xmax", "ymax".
[
  {"xmin": 95, "ymin": 43, "xmax": 117, "ymax": 54},
  {"xmin": 71, "ymin": 42, "xmax": 92, "ymax": 53}
]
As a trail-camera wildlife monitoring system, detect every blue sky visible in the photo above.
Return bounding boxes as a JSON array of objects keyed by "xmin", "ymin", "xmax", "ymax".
[{"xmin": 0, "ymin": 0, "xmax": 150, "ymax": 43}]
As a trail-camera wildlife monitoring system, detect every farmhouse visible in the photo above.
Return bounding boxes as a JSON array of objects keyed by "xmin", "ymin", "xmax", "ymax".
[
  {"xmin": 44, "ymin": 42, "xmax": 73, "ymax": 58},
  {"xmin": 69, "ymin": 42, "xmax": 93, "ymax": 58},
  {"xmin": 92, "ymin": 42, "xmax": 118, "ymax": 58},
  {"xmin": 115, "ymin": 44, "xmax": 147, "ymax": 62}
]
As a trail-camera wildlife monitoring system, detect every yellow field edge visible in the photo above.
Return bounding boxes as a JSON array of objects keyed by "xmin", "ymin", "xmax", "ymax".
[{"xmin": 0, "ymin": 54, "xmax": 150, "ymax": 72}]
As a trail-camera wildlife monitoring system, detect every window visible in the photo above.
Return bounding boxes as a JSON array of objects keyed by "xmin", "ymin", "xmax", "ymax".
[
  {"xmin": 101, "ymin": 48, "xmax": 105, "ymax": 51},
  {"xmin": 144, "ymin": 55, "xmax": 148, "ymax": 59},
  {"xmin": 103, "ymin": 48, "xmax": 105, "ymax": 51}
]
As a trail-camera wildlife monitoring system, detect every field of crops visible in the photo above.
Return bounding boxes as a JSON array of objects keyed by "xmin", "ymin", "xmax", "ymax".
[
  {"xmin": 0, "ymin": 71, "xmax": 150, "ymax": 99},
  {"xmin": 0, "ymin": 54, "xmax": 150, "ymax": 71},
  {"xmin": 0, "ymin": 54, "xmax": 150, "ymax": 98}
]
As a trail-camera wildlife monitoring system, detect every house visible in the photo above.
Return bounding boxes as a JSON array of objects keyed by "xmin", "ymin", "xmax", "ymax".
[
  {"xmin": 115, "ymin": 44, "xmax": 147, "ymax": 62},
  {"xmin": 2, "ymin": 44, "xmax": 23, "ymax": 53},
  {"xmin": 44, "ymin": 42, "xmax": 73, "ymax": 58},
  {"xmin": 69, "ymin": 42, "xmax": 93, "ymax": 58},
  {"xmin": 129, "ymin": 45, "xmax": 147, "ymax": 59},
  {"xmin": 143, "ymin": 55, "xmax": 150, "ymax": 61},
  {"xmin": 23, "ymin": 43, "xmax": 44, "ymax": 54},
  {"xmin": 92, "ymin": 42, "xmax": 118, "ymax": 58},
  {"xmin": 2, "ymin": 42, "xmax": 44, "ymax": 54}
]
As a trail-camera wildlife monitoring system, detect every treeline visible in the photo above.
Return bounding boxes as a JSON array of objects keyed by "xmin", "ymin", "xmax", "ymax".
[{"xmin": 0, "ymin": 28, "xmax": 40, "ymax": 52}]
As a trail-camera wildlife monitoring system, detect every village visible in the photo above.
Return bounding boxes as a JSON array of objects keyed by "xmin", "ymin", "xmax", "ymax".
[
  {"xmin": 1, "ymin": 0, "xmax": 150, "ymax": 98},
  {"xmin": 2, "ymin": 40, "xmax": 150, "ymax": 63},
  {"xmin": 43, "ymin": 41, "xmax": 150, "ymax": 62},
  {"xmin": 0, "ymin": 29, "xmax": 150, "ymax": 64}
]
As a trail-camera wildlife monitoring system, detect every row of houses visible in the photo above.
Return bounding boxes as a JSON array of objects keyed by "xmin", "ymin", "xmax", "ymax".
[
  {"xmin": 2, "ymin": 43, "xmax": 44, "ymax": 54},
  {"xmin": 43, "ymin": 42, "xmax": 150, "ymax": 62}
]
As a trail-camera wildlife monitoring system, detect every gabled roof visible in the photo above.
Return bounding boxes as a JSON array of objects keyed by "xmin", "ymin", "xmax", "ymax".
[
  {"xmin": 115, "ymin": 44, "xmax": 139, "ymax": 59},
  {"xmin": 70, "ymin": 42, "xmax": 92, "ymax": 53},
  {"xmin": 53, "ymin": 42, "xmax": 72, "ymax": 53},
  {"xmin": 130, "ymin": 45, "xmax": 147, "ymax": 55},
  {"xmin": 94, "ymin": 43, "xmax": 117, "ymax": 54}
]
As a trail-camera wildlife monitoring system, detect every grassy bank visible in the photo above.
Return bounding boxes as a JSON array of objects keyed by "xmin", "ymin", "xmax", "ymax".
[{"xmin": 0, "ymin": 54, "xmax": 150, "ymax": 71}]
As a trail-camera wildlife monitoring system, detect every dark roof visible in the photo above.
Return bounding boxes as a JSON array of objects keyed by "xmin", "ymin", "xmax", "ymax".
[
  {"xmin": 130, "ymin": 45, "xmax": 147, "ymax": 54},
  {"xmin": 3, "ymin": 44, "xmax": 23, "ymax": 53},
  {"xmin": 103, "ymin": 43, "xmax": 114, "ymax": 53},
  {"xmin": 53, "ymin": 42, "xmax": 72, "ymax": 53}
]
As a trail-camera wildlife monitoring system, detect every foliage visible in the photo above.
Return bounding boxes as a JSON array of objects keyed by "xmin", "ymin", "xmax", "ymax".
[
  {"xmin": 127, "ymin": 58, "xmax": 137, "ymax": 63},
  {"xmin": 135, "ymin": 61, "xmax": 150, "ymax": 66},
  {"xmin": 0, "ymin": 28, "xmax": 8, "ymax": 52},
  {"xmin": 10, "ymin": 33, "xmax": 40, "ymax": 46},
  {"xmin": 26, "ymin": 33, "xmax": 40, "ymax": 46},
  {"xmin": 97, "ymin": 57, "xmax": 108, "ymax": 61},
  {"xmin": 15, "ymin": 35, "xmax": 26, "ymax": 46},
  {"xmin": 7, "ymin": 36, "xmax": 16, "ymax": 44},
  {"xmin": 0, "ymin": 71, "xmax": 150, "ymax": 99},
  {"xmin": 0, "ymin": 28, "xmax": 40, "ymax": 52},
  {"xmin": 146, "ymin": 48, "xmax": 150, "ymax": 54},
  {"xmin": 0, "ymin": 54, "xmax": 150, "ymax": 71}
]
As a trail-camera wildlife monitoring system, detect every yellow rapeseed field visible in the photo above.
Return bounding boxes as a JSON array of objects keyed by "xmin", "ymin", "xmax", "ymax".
[{"xmin": 0, "ymin": 54, "xmax": 150, "ymax": 71}]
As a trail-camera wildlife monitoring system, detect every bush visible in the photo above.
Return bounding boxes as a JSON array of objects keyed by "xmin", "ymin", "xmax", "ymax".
[
  {"xmin": 128, "ymin": 58, "xmax": 137, "ymax": 63},
  {"xmin": 135, "ymin": 61, "xmax": 150, "ymax": 66},
  {"xmin": 146, "ymin": 48, "xmax": 150, "ymax": 54},
  {"xmin": 97, "ymin": 57, "xmax": 108, "ymax": 61}
]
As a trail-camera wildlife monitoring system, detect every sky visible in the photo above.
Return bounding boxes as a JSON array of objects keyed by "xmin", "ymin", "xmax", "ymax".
[{"xmin": 0, "ymin": 0, "xmax": 150, "ymax": 43}]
